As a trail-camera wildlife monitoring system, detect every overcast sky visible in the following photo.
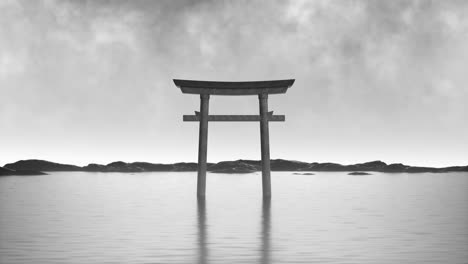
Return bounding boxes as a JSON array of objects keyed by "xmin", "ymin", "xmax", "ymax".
[{"xmin": 1, "ymin": 0, "xmax": 467, "ymax": 167}]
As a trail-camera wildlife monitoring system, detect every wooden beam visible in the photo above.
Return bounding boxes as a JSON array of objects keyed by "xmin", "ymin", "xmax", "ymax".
[
  {"xmin": 194, "ymin": 111, "xmax": 274, "ymax": 116},
  {"xmin": 179, "ymin": 87, "xmax": 289, "ymax": 96},
  {"xmin": 174, "ymin": 79, "xmax": 295, "ymax": 96},
  {"xmin": 183, "ymin": 114, "xmax": 285, "ymax": 122}
]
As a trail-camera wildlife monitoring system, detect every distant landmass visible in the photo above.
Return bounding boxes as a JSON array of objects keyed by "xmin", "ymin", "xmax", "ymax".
[
  {"xmin": 1, "ymin": 159, "xmax": 467, "ymax": 176},
  {"xmin": 0, "ymin": 165, "xmax": 47, "ymax": 176}
]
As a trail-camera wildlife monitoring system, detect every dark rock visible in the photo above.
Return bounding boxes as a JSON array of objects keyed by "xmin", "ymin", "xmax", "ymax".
[
  {"xmin": 209, "ymin": 161, "xmax": 259, "ymax": 174},
  {"xmin": 4, "ymin": 159, "xmax": 81, "ymax": 172},
  {"xmin": 131, "ymin": 162, "xmax": 173, "ymax": 171},
  {"xmin": 383, "ymin": 163, "xmax": 409, "ymax": 173},
  {"xmin": 236, "ymin": 160, "xmax": 261, "ymax": 167},
  {"xmin": 406, "ymin": 166, "xmax": 438, "ymax": 173},
  {"xmin": 82, "ymin": 163, "xmax": 108, "ymax": 172},
  {"xmin": 271, "ymin": 159, "xmax": 310, "ymax": 171},
  {"xmin": 1, "ymin": 166, "xmax": 46, "ymax": 176},
  {"xmin": 307, "ymin": 162, "xmax": 346, "ymax": 171},
  {"xmin": 13, "ymin": 170, "xmax": 47, "ymax": 175},
  {"xmin": 348, "ymin": 160, "xmax": 387, "ymax": 171},
  {"xmin": 104, "ymin": 161, "xmax": 143, "ymax": 172},
  {"xmin": 173, "ymin": 162, "xmax": 199, "ymax": 171},
  {"xmin": 438, "ymin": 166, "xmax": 468, "ymax": 172},
  {"xmin": 348, "ymin": 171, "xmax": 372, "ymax": 175},
  {"xmin": 293, "ymin": 172, "xmax": 315, "ymax": 175},
  {"xmin": 83, "ymin": 162, "xmax": 176, "ymax": 172},
  {"xmin": 0, "ymin": 166, "xmax": 15, "ymax": 176}
]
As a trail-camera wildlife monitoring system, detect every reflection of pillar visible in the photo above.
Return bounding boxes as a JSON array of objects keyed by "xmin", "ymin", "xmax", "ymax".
[
  {"xmin": 198, "ymin": 94, "xmax": 210, "ymax": 197},
  {"xmin": 197, "ymin": 197, "xmax": 207, "ymax": 264},
  {"xmin": 260, "ymin": 197, "xmax": 271, "ymax": 264},
  {"xmin": 259, "ymin": 94, "xmax": 271, "ymax": 197}
]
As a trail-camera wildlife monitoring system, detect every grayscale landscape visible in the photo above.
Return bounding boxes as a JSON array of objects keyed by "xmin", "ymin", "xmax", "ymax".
[{"xmin": 1, "ymin": 1, "xmax": 467, "ymax": 263}]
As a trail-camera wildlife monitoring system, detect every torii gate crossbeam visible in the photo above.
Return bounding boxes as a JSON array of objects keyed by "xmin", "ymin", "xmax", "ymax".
[{"xmin": 174, "ymin": 79, "xmax": 295, "ymax": 198}]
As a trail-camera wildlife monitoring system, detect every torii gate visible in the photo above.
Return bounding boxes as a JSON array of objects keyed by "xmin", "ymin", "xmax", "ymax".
[{"xmin": 174, "ymin": 79, "xmax": 295, "ymax": 198}]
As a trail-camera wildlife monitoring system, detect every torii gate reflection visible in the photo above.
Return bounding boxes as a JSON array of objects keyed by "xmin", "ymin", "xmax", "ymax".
[
  {"xmin": 196, "ymin": 198, "xmax": 271, "ymax": 264},
  {"xmin": 174, "ymin": 79, "xmax": 294, "ymax": 198}
]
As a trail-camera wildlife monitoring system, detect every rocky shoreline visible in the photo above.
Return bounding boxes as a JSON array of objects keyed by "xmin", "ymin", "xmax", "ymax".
[{"xmin": 1, "ymin": 159, "xmax": 467, "ymax": 176}]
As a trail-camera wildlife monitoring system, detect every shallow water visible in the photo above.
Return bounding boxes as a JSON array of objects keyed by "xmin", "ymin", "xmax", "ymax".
[{"xmin": 1, "ymin": 171, "xmax": 467, "ymax": 264}]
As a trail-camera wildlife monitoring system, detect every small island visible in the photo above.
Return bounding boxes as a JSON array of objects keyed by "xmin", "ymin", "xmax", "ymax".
[
  {"xmin": 348, "ymin": 172, "xmax": 372, "ymax": 175},
  {"xmin": 293, "ymin": 172, "xmax": 315, "ymax": 175}
]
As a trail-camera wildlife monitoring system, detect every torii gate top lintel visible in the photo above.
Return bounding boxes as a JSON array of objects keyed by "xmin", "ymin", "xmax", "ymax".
[
  {"xmin": 173, "ymin": 79, "xmax": 295, "ymax": 95},
  {"xmin": 175, "ymin": 78, "xmax": 295, "ymax": 198}
]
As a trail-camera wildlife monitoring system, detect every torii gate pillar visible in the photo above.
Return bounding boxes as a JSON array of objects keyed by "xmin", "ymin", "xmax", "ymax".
[
  {"xmin": 197, "ymin": 94, "xmax": 210, "ymax": 197},
  {"xmin": 174, "ymin": 79, "xmax": 294, "ymax": 198},
  {"xmin": 259, "ymin": 93, "xmax": 271, "ymax": 197}
]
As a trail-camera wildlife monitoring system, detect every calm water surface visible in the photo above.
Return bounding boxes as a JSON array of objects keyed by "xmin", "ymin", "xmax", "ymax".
[{"xmin": 1, "ymin": 171, "xmax": 467, "ymax": 264}]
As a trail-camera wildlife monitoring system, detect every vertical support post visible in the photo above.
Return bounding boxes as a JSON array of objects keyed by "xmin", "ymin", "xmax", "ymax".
[
  {"xmin": 197, "ymin": 197, "xmax": 207, "ymax": 263},
  {"xmin": 259, "ymin": 93, "xmax": 271, "ymax": 197},
  {"xmin": 261, "ymin": 197, "xmax": 271, "ymax": 264},
  {"xmin": 197, "ymin": 94, "xmax": 210, "ymax": 197}
]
